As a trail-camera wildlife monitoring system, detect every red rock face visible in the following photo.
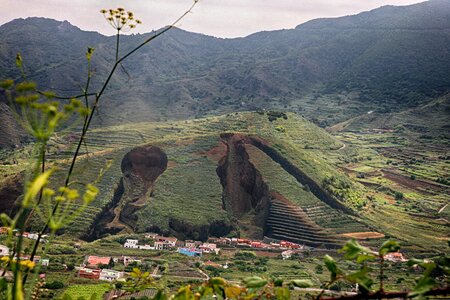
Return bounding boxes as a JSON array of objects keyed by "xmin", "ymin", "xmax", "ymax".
[
  {"xmin": 217, "ymin": 133, "xmax": 271, "ymax": 239},
  {"xmin": 86, "ymin": 145, "xmax": 168, "ymax": 240},
  {"xmin": 121, "ymin": 146, "xmax": 168, "ymax": 183}
]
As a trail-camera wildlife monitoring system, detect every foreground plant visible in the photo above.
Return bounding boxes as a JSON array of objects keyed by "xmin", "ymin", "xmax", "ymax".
[{"xmin": 0, "ymin": 1, "xmax": 199, "ymax": 299}]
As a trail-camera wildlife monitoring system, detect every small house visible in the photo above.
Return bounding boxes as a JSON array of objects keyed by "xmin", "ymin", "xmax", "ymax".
[
  {"xmin": 185, "ymin": 240, "xmax": 196, "ymax": 248},
  {"xmin": 124, "ymin": 239, "xmax": 139, "ymax": 249},
  {"xmin": 178, "ymin": 248, "xmax": 202, "ymax": 257},
  {"xmin": 78, "ymin": 267, "xmax": 100, "ymax": 280},
  {"xmin": 86, "ymin": 256, "xmax": 111, "ymax": 267},
  {"xmin": 99, "ymin": 269, "xmax": 124, "ymax": 281},
  {"xmin": 281, "ymin": 250, "xmax": 296, "ymax": 260},
  {"xmin": 385, "ymin": 252, "xmax": 407, "ymax": 263},
  {"xmin": 145, "ymin": 233, "xmax": 159, "ymax": 239},
  {"xmin": 157, "ymin": 237, "xmax": 177, "ymax": 247}
]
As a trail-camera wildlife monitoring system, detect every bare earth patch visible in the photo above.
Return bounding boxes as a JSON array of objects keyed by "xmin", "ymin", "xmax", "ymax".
[{"xmin": 340, "ymin": 232, "xmax": 385, "ymax": 239}]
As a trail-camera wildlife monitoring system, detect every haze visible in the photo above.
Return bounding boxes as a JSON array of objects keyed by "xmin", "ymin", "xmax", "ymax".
[{"xmin": 1, "ymin": 0, "xmax": 425, "ymax": 38}]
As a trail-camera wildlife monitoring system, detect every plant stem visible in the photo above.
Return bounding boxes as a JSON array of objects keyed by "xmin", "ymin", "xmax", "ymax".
[{"xmin": 24, "ymin": 2, "xmax": 200, "ymax": 287}]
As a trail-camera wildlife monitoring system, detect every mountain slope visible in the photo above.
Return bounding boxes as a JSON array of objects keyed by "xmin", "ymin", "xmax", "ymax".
[{"xmin": 0, "ymin": 0, "xmax": 450, "ymax": 136}]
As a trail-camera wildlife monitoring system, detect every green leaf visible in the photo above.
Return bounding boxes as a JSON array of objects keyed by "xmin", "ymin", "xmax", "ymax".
[
  {"xmin": 86, "ymin": 47, "xmax": 95, "ymax": 60},
  {"xmin": 339, "ymin": 239, "xmax": 375, "ymax": 260},
  {"xmin": 356, "ymin": 253, "xmax": 377, "ymax": 264},
  {"xmin": 151, "ymin": 290, "xmax": 167, "ymax": 300},
  {"xmin": 409, "ymin": 276, "xmax": 436, "ymax": 298},
  {"xmin": 275, "ymin": 287, "xmax": 290, "ymax": 300},
  {"xmin": 23, "ymin": 170, "xmax": 53, "ymax": 207},
  {"xmin": 16, "ymin": 53, "xmax": 22, "ymax": 68},
  {"xmin": 324, "ymin": 255, "xmax": 342, "ymax": 281},
  {"xmin": 290, "ymin": 279, "xmax": 313, "ymax": 288},
  {"xmin": 345, "ymin": 267, "xmax": 374, "ymax": 294},
  {"xmin": 273, "ymin": 278, "xmax": 283, "ymax": 287},
  {"xmin": 379, "ymin": 240, "xmax": 401, "ymax": 256},
  {"xmin": 243, "ymin": 276, "xmax": 267, "ymax": 289},
  {"xmin": 0, "ymin": 79, "xmax": 14, "ymax": 89}
]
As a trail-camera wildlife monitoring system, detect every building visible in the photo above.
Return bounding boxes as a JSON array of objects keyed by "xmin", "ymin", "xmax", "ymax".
[
  {"xmin": 185, "ymin": 240, "xmax": 196, "ymax": 248},
  {"xmin": 282, "ymin": 250, "xmax": 296, "ymax": 260},
  {"xmin": 123, "ymin": 256, "xmax": 142, "ymax": 266},
  {"xmin": 124, "ymin": 239, "xmax": 139, "ymax": 249},
  {"xmin": 41, "ymin": 259, "xmax": 50, "ymax": 266},
  {"xmin": 86, "ymin": 256, "xmax": 111, "ymax": 267},
  {"xmin": 0, "ymin": 245, "xmax": 9, "ymax": 256},
  {"xmin": 280, "ymin": 241, "xmax": 302, "ymax": 249},
  {"xmin": 178, "ymin": 248, "xmax": 202, "ymax": 257},
  {"xmin": 139, "ymin": 244, "xmax": 154, "ymax": 250},
  {"xmin": 156, "ymin": 237, "xmax": 177, "ymax": 247},
  {"xmin": 78, "ymin": 267, "xmax": 100, "ymax": 280},
  {"xmin": 385, "ymin": 252, "xmax": 407, "ymax": 263},
  {"xmin": 100, "ymin": 269, "xmax": 124, "ymax": 281},
  {"xmin": 199, "ymin": 243, "xmax": 220, "ymax": 254},
  {"xmin": 145, "ymin": 233, "xmax": 159, "ymax": 239},
  {"xmin": 27, "ymin": 233, "xmax": 39, "ymax": 240},
  {"xmin": 154, "ymin": 241, "xmax": 172, "ymax": 250},
  {"xmin": 0, "ymin": 227, "xmax": 9, "ymax": 235}
]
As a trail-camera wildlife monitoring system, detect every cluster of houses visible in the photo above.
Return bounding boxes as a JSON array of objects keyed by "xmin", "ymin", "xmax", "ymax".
[
  {"xmin": 122, "ymin": 234, "xmax": 221, "ymax": 257},
  {"xmin": 212, "ymin": 237, "xmax": 304, "ymax": 250},
  {"xmin": 77, "ymin": 256, "xmax": 125, "ymax": 281},
  {"xmin": 0, "ymin": 227, "xmax": 49, "ymax": 243}
]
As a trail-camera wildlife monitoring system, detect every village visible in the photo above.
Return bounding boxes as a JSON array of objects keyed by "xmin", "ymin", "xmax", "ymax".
[{"xmin": 0, "ymin": 229, "xmax": 408, "ymax": 286}]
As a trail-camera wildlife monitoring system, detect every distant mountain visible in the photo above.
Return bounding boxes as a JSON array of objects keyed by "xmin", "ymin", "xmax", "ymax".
[{"xmin": 0, "ymin": 0, "xmax": 449, "ymax": 138}]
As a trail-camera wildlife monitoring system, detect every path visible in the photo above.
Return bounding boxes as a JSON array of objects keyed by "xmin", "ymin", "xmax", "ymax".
[{"xmin": 438, "ymin": 202, "xmax": 449, "ymax": 214}]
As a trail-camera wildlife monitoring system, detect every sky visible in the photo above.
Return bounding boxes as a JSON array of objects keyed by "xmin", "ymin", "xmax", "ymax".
[{"xmin": 1, "ymin": 0, "xmax": 426, "ymax": 38}]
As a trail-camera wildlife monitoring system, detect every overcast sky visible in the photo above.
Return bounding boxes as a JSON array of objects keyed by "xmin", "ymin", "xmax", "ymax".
[{"xmin": 1, "ymin": 0, "xmax": 425, "ymax": 38}]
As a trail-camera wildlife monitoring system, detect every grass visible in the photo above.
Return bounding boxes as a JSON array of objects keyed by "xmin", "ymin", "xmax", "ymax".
[
  {"xmin": 0, "ymin": 111, "xmax": 447, "ymax": 253},
  {"xmin": 62, "ymin": 283, "xmax": 110, "ymax": 300}
]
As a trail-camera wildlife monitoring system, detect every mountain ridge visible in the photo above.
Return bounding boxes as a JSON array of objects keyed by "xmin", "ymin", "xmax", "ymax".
[{"xmin": 0, "ymin": 0, "xmax": 449, "ymax": 145}]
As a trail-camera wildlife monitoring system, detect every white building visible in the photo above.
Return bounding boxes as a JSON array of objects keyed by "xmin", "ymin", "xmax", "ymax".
[
  {"xmin": 145, "ymin": 233, "xmax": 159, "ymax": 239},
  {"xmin": 28, "ymin": 233, "xmax": 39, "ymax": 240},
  {"xmin": 0, "ymin": 245, "xmax": 9, "ymax": 256},
  {"xmin": 139, "ymin": 244, "xmax": 154, "ymax": 250},
  {"xmin": 281, "ymin": 250, "xmax": 295, "ymax": 260},
  {"xmin": 41, "ymin": 259, "xmax": 50, "ymax": 266},
  {"xmin": 123, "ymin": 239, "xmax": 139, "ymax": 249},
  {"xmin": 99, "ymin": 269, "xmax": 124, "ymax": 281},
  {"xmin": 154, "ymin": 241, "xmax": 172, "ymax": 250},
  {"xmin": 185, "ymin": 240, "xmax": 196, "ymax": 248}
]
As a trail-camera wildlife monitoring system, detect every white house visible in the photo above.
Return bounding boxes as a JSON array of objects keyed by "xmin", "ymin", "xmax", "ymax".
[
  {"xmin": 139, "ymin": 244, "xmax": 154, "ymax": 250},
  {"xmin": 0, "ymin": 245, "xmax": 9, "ymax": 256},
  {"xmin": 145, "ymin": 233, "xmax": 159, "ymax": 239},
  {"xmin": 124, "ymin": 239, "xmax": 139, "ymax": 249},
  {"xmin": 199, "ymin": 243, "xmax": 220, "ymax": 254},
  {"xmin": 154, "ymin": 241, "xmax": 172, "ymax": 250},
  {"xmin": 281, "ymin": 250, "xmax": 295, "ymax": 260},
  {"xmin": 185, "ymin": 240, "xmax": 196, "ymax": 248},
  {"xmin": 99, "ymin": 269, "xmax": 124, "ymax": 281},
  {"xmin": 27, "ymin": 233, "xmax": 39, "ymax": 240},
  {"xmin": 41, "ymin": 259, "xmax": 50, "ymax": 266}
]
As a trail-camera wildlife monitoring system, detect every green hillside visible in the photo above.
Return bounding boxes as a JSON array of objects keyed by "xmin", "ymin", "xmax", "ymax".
[{"xmin": 2, "ymin": 112, "xmax": 447, "ymax": 252}]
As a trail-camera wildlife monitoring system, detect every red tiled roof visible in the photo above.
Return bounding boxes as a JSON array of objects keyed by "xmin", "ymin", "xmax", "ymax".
[{"xmin": 87, "ymin": 256, "xmax": 111, "ymax": 266}]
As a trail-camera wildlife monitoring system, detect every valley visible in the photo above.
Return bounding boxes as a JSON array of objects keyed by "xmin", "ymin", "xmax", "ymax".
[{"xmin": 0, "ymin": 0, "xmax": 449, "ymax": 298}]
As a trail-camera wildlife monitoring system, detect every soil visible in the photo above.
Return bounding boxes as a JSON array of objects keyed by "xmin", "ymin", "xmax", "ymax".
[
  {"xmin": 340, "ymin": 232, "xmax": 385, "ymax": 239},
  {"xmin": 382, "ymin": 169, "xmax": 447, "ymax": 193}
]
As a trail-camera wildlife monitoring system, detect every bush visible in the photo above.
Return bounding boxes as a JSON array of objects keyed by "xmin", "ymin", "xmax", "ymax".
[
  {"xmin": 394, "ymin": 191, "xmax": 404, "ymax": 200},
  {"xmin": 43, "ymin": 281, "xmax": 64, "ymax": 289}
]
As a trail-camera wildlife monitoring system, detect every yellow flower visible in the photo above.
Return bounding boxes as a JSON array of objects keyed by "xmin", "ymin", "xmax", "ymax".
[{"xmin": 19, "ymin": 260, "xmax": 35, "ymax": 269}]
